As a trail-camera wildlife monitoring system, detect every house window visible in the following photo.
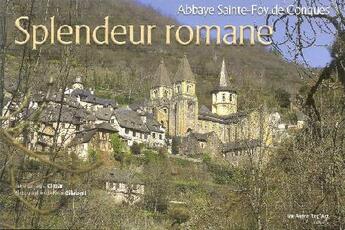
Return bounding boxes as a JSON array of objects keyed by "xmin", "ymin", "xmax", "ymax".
[
  {"xmin": 187, "ymin": 85, "xmax": 191, "ymax": 93},
  {"xmin": 144, "ymin": 134, "xmax": 148, "ymax": 139},
  {"xmin": 133, "ymin": 131, "xmax": 136, "ymax": 137},
  {"xmin": 230, "ymin": 94, "xmax": 233, "ymax": 102},
  {"xmin": 163, "ymin": 90, "xmax": 168, "ymax": 97},
  {"xmin": 153, "ymin": 90, "xmax": 158, "ymax": 98},
  {"xmin": 159, "ymin": 134, "xmax": 162, "ymax": 140},
  {"xmin": 153, "ymin": 133, "xmax": 156, "ymax": 138},
  {"xmin": 177, "ymin": 85, "xmax": 181, "ymax": 93},
  {"xmin": 125, "ymin": 129, "xmax": 129, "ymax": 134},
  {"xmin": 163, "ymin": 108, "xmax": 168, "ymax": 114},
  {"xmin": 222, "ymin": 93, "xmax": 226, "ymax": 102}
]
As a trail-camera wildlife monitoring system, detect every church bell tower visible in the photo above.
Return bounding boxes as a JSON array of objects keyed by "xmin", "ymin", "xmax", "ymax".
[
  {"xmin": 211, "ymin": 59, "xmax": 237, "ymax": 116},
  {"xmin": 150, "ymin": 59, "xmax": 173, "ymax": 131},
  {"xmin": 170, "ymin": 55, "xmax": 198, "ymax": 136}
]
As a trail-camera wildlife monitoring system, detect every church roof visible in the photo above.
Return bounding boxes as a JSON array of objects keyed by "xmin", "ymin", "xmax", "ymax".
[
  {"xmin": 152, "ymin": 59, "xmax": 172, "ymax": 88},
  {"xmin": 212, "ymin": 59, "xmax": 236, "ymax": 93},
  {"xmin": 189, "ymin": 131, "xmax": 217, "ymax": 142},
  {"xmin": 199, "ymin": 105, "xmax": 211, "ymax": 114},
  {"xmin": 174, "ymin": 55, "xmax": 195, "ymax": 83},
  {"xmin": 198, "ymin": 107, "xmax": 247, "ymax": 124},
  {"xmin": 222, "ymin": 139, "xmax": 261, "ymax": 153}
]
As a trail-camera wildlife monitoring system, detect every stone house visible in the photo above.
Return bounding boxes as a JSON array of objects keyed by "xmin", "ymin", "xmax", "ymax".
[
  {"xmin": 113, "ymin": 107, "xmax": 166, "ymax": 147},
  {"xmin": 103, "ymin": 169, "xmax": 145, "ymax": 204},
  {"xmin": 178, "ymin": 131, "xmax": 222, "ymax": 157},
  {"xmin": 68, "ymin": 122, "xmax": 118, "ymax": 159}
]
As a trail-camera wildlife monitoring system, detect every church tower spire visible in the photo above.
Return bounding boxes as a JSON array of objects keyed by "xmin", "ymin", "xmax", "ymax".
[
  {"xmin": 150, "ymin": 59, "xmax": 173, "ymax": 133},
  {"xmin": 219, "ymin": 59, "xmax": 230, "ymax": 88},
  {"xmin": 211, "ymin": 59, "xmax": 237, "ymax": 116},
  {"xmin": 150, "ymin": 59, "xmax": 172, "ymax": 101}
]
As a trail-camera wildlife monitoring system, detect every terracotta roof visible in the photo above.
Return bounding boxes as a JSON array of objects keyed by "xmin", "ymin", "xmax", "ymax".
[
  {"xmin": 174, "ymin": 55, "xmax": 195, "ymax": 83},
  {"xmin": 152, "ymin": 59, "xmax": 172, "ymax": 88}
]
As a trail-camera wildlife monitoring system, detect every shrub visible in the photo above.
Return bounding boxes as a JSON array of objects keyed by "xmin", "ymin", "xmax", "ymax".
[
  {"xmin": 88, "ymin": 148, "xmax": 98, "ymax": 163},
  {"xmin": 171, "ymin": 137, "xmax": 180, "ymax": 155},
  {"xmin": 130, "ymin": 142, "xmax": 141, "ymax": 155},
  {"xmin": 169, "ymin": 207, "xmax": 190, "ymax": 226}
]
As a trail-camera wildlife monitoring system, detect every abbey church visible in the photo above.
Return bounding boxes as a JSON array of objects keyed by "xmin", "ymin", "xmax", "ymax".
[
  {"xmin": 148, "ymin": 55, "xmax": 272, "ymax": 157},
  {"xmin": 3, "ymin": 54, "xmax": 273, "ymax": 163}
]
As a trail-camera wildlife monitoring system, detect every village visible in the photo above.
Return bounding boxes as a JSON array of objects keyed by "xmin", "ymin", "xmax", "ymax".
[{"xmin": 2, "ymin": 55, "xmax": 304, "ymax": 163}]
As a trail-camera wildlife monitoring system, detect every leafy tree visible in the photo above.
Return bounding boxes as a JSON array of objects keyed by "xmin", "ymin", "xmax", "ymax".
[
  {"xmin": 274, "ymin": 88, "xmax": 291, "ymax": 109},
  {"xmin": 130, "ymin": 142, "xmax": 141, "ymax": 155},
  {"xmin": 110, "ymin": 133, "xmax": 130, "ymax": 166},
  {"xmin": 143, "ymin": 150, "xmax": 171, "ymax": 213},
  {"xmin": 171, "ymin": 137, "xmax": 180, "ymax": 155}
]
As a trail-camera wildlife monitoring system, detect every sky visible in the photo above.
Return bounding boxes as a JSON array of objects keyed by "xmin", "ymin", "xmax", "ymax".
[{"xmin": 136, "ymin": 0, "xmax": 334, "ymax": 68}]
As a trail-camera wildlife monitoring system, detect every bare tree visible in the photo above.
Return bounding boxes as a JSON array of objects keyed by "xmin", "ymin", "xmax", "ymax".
[{"xmin": 266, "ymin": 0, "xmax": 344, "ymax": 125}]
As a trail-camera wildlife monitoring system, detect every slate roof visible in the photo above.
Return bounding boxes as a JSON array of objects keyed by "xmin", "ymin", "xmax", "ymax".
[
  {"xmin": 212, "ymin": 59, "xmax": 236, "ymax": 93},
  {"xmin": 114, "ymin": 108, "xmax": 150, "ymax": 133},
  {"xmin": 189, "ymin": 131, "xmax": 216, "ymax": 142},
  {"xmin": 145, "ymin": 114, "xmax": 164, "ymax": 133},
  {"xmin": 129, "ymin": 99, "xmax": 149, "ymax": 112},
  {"xmin": 82, "ymin": 95, "xmax": 117, "ymax": 107},
  {"xmin": 95, "ymin": 122, "xmax": 119, "ymax": 133},
  {"xmin": 152, "ymin": 59, "xmax": 172, "ymax": 88},
  {"xmin": 198, "ymin": 105, "xmax": 247, "ymax": 124},
  {"xmin": 70, "ymin": 129, "xmax": 98, "ymax": 145},
  {"xmin": 174, "ymin": 55, "xmax": 195, "ymax": 83},
  {"xmin": 95, "ymin": 108, "xmax": 114, "ymax": 121},
  {"xmin": 199, "ymin": 105, "xmax": 211, "ymax": 114},
  {"xmin": 36, "ymin": 105, "xmax": 90, "ymax": 125},
  {"xmin": 222, "ymin": 139, "xmax": 261, "ymax": 153},
  {"xmin": 69, "ymin": 123, "xmax": 118, "ymax": 146},
  {"xmin": 71, "ymin": 89, "xmax": 92, "ymax": 98},
  {"xmin": 71, "ymin": 89, "xmax": 117, "ymax": 108}
]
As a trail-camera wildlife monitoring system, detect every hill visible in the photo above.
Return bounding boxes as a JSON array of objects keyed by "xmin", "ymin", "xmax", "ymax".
[{"xmin": 4, "ymin": 0, "xmax": 303, "ymax": 112}]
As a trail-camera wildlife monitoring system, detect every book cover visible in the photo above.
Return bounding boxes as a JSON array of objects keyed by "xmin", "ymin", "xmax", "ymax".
[{"xmin": 0, "ymin": 0, "xmax": 343, "ymax": 229}]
